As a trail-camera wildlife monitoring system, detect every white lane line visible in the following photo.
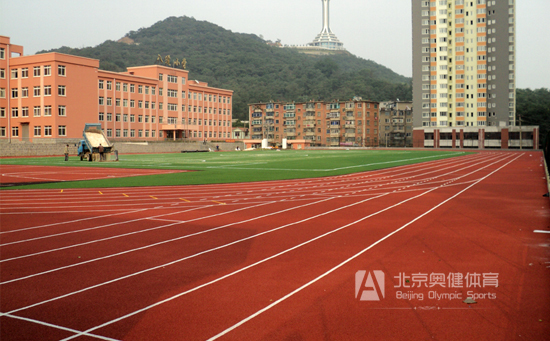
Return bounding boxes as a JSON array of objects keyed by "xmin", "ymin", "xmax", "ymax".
[
  {"xmin": 2, "ymin": 313, "xmax": 120, "ymax": 341},
  {"xmin": 0, "ymin": 198, "xmax": 332, "ymax": 284},
  {"xmin": 0, "ymin": 205, "xmax": 205, "ymax": 247},
  {"xmin": 0, "ymin": 209, "xmax": 148, "ymax": 235},
  {"xmin": 206, "ymin": 153, "xmax": 522, "ymax": 340},
  {"xmin": 533, "ymin": 230, "xmax": 550, "ymax": 234},
  {"xmin": 54, "ymin": 154, "xmax": 516, "ymax": 341},
  {"xmin": 0, "ymin": 201, "xmax": 274, "ymax": 262}
]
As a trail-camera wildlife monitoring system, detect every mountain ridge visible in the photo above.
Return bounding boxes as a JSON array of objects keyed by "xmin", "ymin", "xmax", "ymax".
[{"xmin": 39, "ymin": 16, "xmax": 412, "ymax": 119}]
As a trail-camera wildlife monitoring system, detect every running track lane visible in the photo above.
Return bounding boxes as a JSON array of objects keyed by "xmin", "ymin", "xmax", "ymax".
[{"xmin": 1, "ymin": 152, "xmax": 549, "ymax": 340}]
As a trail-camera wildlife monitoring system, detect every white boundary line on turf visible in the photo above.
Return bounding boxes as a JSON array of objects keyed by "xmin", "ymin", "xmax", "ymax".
[
  {"xmin": 205, "ymin": 153, "xmax": 465, "ymax": 171},
  {"xmin": 206, "ymin": 152, "xmax": 523, "ymax": 340},
  {"xmin": 58, "ymin": 153, "xmax": 514, "ymax": 341},
  {"xmin": 2, "ymin": 313, "xmax": 120, "ymax": 341}
]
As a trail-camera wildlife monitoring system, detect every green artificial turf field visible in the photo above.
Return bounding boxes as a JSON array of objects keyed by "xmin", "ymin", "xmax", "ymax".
[{"xmin": 0, "ymin": 149, "xmax": 468, "ymax": 189}]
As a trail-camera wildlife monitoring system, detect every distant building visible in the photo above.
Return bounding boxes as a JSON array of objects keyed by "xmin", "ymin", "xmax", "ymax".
[
  {"xmin": 378, "ymin": 101, "xmax": 414, "ymax": 147},
  {"xmin": 285, "ymin": 0, "xmax": 348, "ymax": 56},
  {"xmin": 231, "ymin": 127, "xmax": 249, "ymax": 140},
  {"xmin": 0, "ymin": 36, "xmax": 233, "ymax": 143},
  {"xmin": 412, "ymin": 0, "xmax": 516, "ymax": 130},
  {"xmin": 411, "ymin": 1, "xmax": 539, "ymax": 149},
  {"xmin": 248, "ymin": 98, "xmax": 379, "ymax": 147}
]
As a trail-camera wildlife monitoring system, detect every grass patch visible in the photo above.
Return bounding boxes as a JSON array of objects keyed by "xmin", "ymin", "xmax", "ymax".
[{"xmin": 0, "ymin": 149, "xmax": 470, "ymax": 189}]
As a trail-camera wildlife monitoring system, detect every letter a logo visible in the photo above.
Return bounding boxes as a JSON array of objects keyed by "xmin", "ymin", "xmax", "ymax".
[{"xmin": 355, "ymin": 270, "xmax": 385, "ymax": 301}]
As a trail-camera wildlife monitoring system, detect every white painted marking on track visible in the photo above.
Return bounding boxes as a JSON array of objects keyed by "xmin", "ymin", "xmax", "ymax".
[
  {"xmin": 206, "ymin": 153, "xmax": 523, "ymax": 340},
  {"xmin": 39, "ymin": 153, "xmax": 517, "ymax": 340}
]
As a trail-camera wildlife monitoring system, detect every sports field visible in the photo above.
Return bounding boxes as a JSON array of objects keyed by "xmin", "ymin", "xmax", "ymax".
[
  {"xmin": 1, "ymin": 150, "xmax": 549, "ymax": 340},
  {"xmin": 0, "ymin": 149, "xmax": 465, "ymax": 189}
]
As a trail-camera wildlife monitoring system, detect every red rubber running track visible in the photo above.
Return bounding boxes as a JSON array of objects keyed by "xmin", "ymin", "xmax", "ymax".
[{"xmin": 1, "ymin": 151, "xmax": 549, "ymax": 340}]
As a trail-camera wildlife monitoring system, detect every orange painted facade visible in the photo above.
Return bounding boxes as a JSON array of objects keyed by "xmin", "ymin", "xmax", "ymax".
[
  {"xmin": 0, "ymin": 36, "xmax": 233, "ymax": 142},
  {"xmin": 249, "ymin": 99, "xmax": 379, "ymax": 147}
]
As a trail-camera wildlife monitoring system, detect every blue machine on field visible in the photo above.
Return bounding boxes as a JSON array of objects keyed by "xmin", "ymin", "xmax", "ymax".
[{"xmin": 77, "ymin": 123, "xmax": 115, "ymax": 161}]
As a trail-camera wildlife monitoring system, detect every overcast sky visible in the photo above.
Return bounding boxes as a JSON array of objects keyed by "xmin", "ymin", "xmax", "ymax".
[{"xmin": 1, "ymin": 0, "xmax": 548, "ymax": 89}]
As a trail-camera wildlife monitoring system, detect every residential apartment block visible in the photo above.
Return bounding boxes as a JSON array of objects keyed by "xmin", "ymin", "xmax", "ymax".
[
  {"xmin": 412, "ymin": 0, "xmax": 516, "ymax": 130},
  {"xmin": 378, "ymin": 101, "xmax": 414, "ymax": 147},
  {"xmin": 0, "ymin": 36, "xmax": 233, "ymax": 143},
  {"xmin": 248, "ymin": 99, "xmax": 379, "ymax": 147}
]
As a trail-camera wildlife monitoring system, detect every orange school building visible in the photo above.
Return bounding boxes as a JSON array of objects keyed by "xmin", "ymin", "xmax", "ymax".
[{"xmin": 0, "ymin": 36, "xmax": 233, "ymax": 143}]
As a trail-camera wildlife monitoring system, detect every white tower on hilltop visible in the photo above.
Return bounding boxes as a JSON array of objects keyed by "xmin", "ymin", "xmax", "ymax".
[{"xmin": 309, "ymin": 0, "xmax": 344, "ymax": 50}]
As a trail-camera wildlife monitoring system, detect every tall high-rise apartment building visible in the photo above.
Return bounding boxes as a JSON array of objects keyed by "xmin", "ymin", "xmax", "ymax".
[{"xmin": 412, "ymin": 0, "xmax": 516, "ymax": 129}]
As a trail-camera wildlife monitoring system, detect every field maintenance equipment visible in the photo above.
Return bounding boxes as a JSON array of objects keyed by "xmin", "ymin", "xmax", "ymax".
[{"xmin": 77, "ymin": 123, "xmax": 116, "ymax": 161}]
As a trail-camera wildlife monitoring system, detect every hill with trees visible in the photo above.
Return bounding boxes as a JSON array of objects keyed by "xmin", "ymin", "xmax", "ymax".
[{"xmin": 39, "ymin": 16, "xmax": 412, "ymax": 120}]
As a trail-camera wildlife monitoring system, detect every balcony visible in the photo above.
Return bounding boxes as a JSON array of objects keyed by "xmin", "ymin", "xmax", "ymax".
[
  {"xmin": 345, "ymin": 133, "xmax": 356, "ymax": 138},
  {"xmin": 286, "ymin": 131, "xmax": 296, "ymax": 137},
  {"xmin": 306, "ymin": 131, "xmax": 316, "ymax": 136},
  {"xmin": 344, "ymin": 123, "xmax": 355, "ymax": 128}
]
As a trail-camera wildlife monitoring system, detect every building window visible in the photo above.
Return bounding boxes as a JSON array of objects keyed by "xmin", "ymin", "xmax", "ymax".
[
  {"xmin": 99, "ymin": 80, "xmax": 104, "ymax": 89},
  {"xmin": 130, "ymin": 84, "xmax": 135, "ymax": 93},
  {"xmin": 44, "ymin": 65, "xmax": 51, "ymax": 76},
  {"xmin": 107, "ymin": 113, "xmax": 112, "ymax": 121},
  {"xmin": 0, "ymin": 88, "xmax": 4, "ymax": 98},
  {"xmin": 99, "ymin": 112, "xmax": 104, "ymax": 121},
  {"xmin": 123, "ymin": 83, "xmax": 128, "ymax": 92},
  {"xmin": 0, "ymin": 48, "xmax": 4, "ymax": 59},
  {"xmin": 11, "ymin": 69, "xmax": 18, "ymax": 79},
  {"xmin": 130, "ymin": 100, "xmax": 135, "ymax": 108},
  {"xmin": 11, "ymin": 88, "xmax": 18, "ymax": 98},
  {"xmin": 0, "ymin": 127, "xmax": 6, "ymax": 137},
  {"xmin": 12, "ymin": 126, "xmax": 19, "ymax": 137},
  {"xmin": 44, "ymin": 85, "xmax": 52, "ymax": 96},
  {"xmin": 123, "ymin": 129, "xmax": 128, "ymax": 138},
  {"xmin": 21, "ymin": 68, "xmax": 29, "ymax": 78},
  {"xmin": 99, "ymin": 97, "xmax": 104, "ymax": 105},
  {"xmin": 21, "ymin": 87, "xmax": 28, "ymax": 98},
  {"xmin": 130, "ymin": 129, "xmax": 135, "ymax": 137},
  {"xmin": 58, "ymin": 105, "xmax": 66, "ymax": 116},
  {"xmin": 34, "ymin": 126, "xmax": 41, "ymax": 137},
  {"xmin": 0, "ymin": 68, "xmax": 4, "ymax": 79},
  {"xmin": 130, "ymin": 114, "xmax": 135, "ymax": 122},
  {"xmin": 33, "ymin": 86, "xmax": 40, "ymax": 97},
  {"xmin": 116, "ymin": 129, "xmax": 121, "ymax": 137},
  {"xmin": 116, "ymin": 98, "xmax": 121, "ymax": 107},
  {"xmin": 123, "ymin": 114, "xmax": 128, "ymax": 122},
  {"xmin": 44, "ymin": 126, "xmax": 52, "ymax": 136},
  {"xmin": 116, "ymin": 114, "xmax": 121, "ymax": 122},
  {"xmin": 138, "ymin": 85, "xmax": 143, "ymax": 94},
  {"xmin": 58, "ymin": 65, "xmax": 66, "ymax": 76},
  {"xmin": 145, "ymin": 86, "xmax": 149, "ymax": 94},
  {"xmin": 0, "ymin": 107, "xmax": 6, "ymax": 118},
  {"xmin": 106, "ymin": 81, "xmax": 112, "ymax": 90},
  {"xmin": 106, "ymin": 97, "xmax": 112, "ymax": 106},
  {"xmin": 58, "ymin": 85, "xmax": 66, "ymax": 96},
  {"xmin": 11, "ymin": 108, "xmax": 18, "ymax": 117},
  {"xmin": 116, "ymin": 82, "xmax": 121, "ymax": 91},
  {"xmin": 167, "ymin": 75, "xmax": 177, "ymax": 83},
  {"xmin": 21, "ymin": 107, "xmax": 29, "ymax": 117},
  {"xmin": 58, "ymin": 125, "xmax": 66, "ymax": 136},
  {"xmin": 44, "ymin": 106, "xmax": 52, "ymax": 116},
  {"xmin": 32, "ymin": 66, "xmax": 40, "ymax": 77},
  {"xmin": 107, "ymin": 129, "xmax": 112, "ymax": 137},
  {"xmin": 159, "ymin": 73, "xmax": 163, "ymax": 81}
]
